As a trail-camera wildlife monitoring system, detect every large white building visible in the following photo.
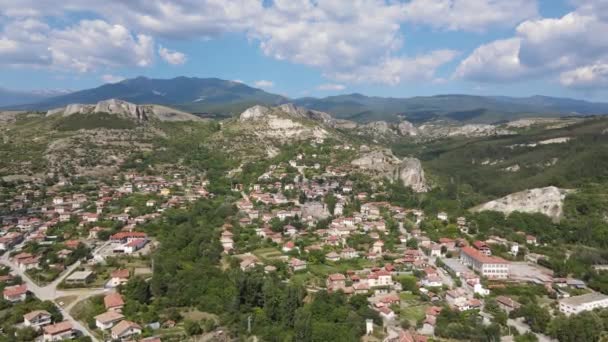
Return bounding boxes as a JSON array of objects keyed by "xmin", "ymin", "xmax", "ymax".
[
  {"xmin": 459, "ymin": 246, "xmax": 509, "ymax": 279},
  {"xmin": 559, "ymin": 292, "xmax": 608, "ymax": 316}
]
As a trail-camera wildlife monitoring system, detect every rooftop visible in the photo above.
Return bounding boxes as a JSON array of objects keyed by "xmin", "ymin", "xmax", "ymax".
[{"xmin": 560, "ymin": 292, "xmax": 608, "ymax": 306}]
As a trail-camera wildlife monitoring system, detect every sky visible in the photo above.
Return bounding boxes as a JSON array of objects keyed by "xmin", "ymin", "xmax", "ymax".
[{"xmin": 1, "ymin": 0, "xmax": 608, "ymax": 100}]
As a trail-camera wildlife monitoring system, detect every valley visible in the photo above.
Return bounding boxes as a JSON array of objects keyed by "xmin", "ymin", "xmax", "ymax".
[{"xmin": 1, "ymin": 88, "xmax": 608, "ymax": 342}]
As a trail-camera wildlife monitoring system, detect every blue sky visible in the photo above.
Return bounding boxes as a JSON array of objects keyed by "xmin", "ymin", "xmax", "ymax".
[{"xmin": 1, "ymin": 0, "xmax": 608, "ymax": 101}]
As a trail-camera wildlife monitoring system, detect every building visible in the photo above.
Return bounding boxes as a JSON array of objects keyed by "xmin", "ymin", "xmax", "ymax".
[
  {"xmin": 95, "ymin": 311, "xmax": 125, "ymax": 330},
  {"xmin": 111, "ymin": 320, "xmax": 142, "ymax": 340},
  {"xmin": 559, "ymin": 292, "xmax": 608, "ymax": 316},
  {"xmin": 473, "ymin": 241, "xmax": 492, "ymax": 256},
  {"xmin": 496, "ymin": 296, "xmax": 521, "ymax": 313},
  {"xmin": 65, "ymin": 271, "xmax": 94, "ymax": 285},
  {"xmin": 3, "ymin": 284, "xmax": 27, "ymax": 302},
  {"xmin": 24, "ymin": 310, "xmax": 52, "ymax": 329},
  {"xmin": 290, "ymin": 258, "xmax": 307, "ymax": 272},
  {"xmin": 326, "ymin": 273, "xmax": 346, "ymax": 292},
  {"xmin": 43, "ymin": 321, "xmax": 73, "ymax": 341},
  {"xmin": 105, "ymin": 293, "xmax": 125, "ymax": 312},
  {"xmin": 108, "ymin": 269, "xmax": 130, "ymax": 288},
  {"xmin": 459, "ymin": 246, "xmax": 509, "ymax": 279}
]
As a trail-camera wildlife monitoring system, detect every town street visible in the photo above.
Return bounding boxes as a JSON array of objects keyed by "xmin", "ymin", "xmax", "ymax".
[{"xmin": 0, "ymin": 244, "xmax": 110, "ymax": 342}]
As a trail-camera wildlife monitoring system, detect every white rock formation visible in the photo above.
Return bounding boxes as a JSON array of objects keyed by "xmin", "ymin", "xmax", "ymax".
[
  {"xmin": 470, "ymin": 186, "xmax": 570, "ymax": 221},
  {"xmin": 46, "ymin": 99, "xmax": 201, "ymax": 122},
  {"xmin": 239, "ymin": 105, "xmax": 270, "ymax": 121},
  {"xmin": 397, "ymin": 121, "xmax": 418, "ymax": 136},
  {"xmin": 237, "ymin": 105, "xmax": 330, "ymax": 141},
  {"xmin": 351, "ymin": 149, "xmax": 428, "ymax": 192},
  {"xmin": 418, "ymin": 123, "xmax": 515, "ymax": 138}
]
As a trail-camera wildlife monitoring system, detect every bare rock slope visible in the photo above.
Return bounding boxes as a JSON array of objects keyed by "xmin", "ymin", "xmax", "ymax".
[
  {"xmin": 470, "ymin": 186, "xmax": 570, "ymax": 221},
  {"xmin": 351, "ymin": 149, "xmax": 428, "ymax": 192},
  {"xmin": 46, "ymin": 99, "xmax": 201, "ymax": 122}
]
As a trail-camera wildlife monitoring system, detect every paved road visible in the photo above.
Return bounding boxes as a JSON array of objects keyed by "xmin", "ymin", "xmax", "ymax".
[
  {"xmin": 506, "ymin": 318, "xmax": 555, "ymax": 342},
  {"xmin": 1, "ymin": 245, "xmax": 105, "ymax": 342}
]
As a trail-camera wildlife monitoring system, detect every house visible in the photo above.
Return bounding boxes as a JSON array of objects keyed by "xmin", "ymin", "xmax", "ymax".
[
  {"xmin": 559, "ymin": 292, "xmax": 608, "ymax": 316},
  {"xmin": 437, "ymin": 212, "xmax": 448, "ymax": 221},
  {"xmin": 115, "ymin": 239, "xmax": 148, "ymax": 254},
  {"xmin": 368, "ymin": 270, "xmax": 393, "ymax": 288},
  {"xmin": 95, "ymin": 311, "xmax": 125, "ymax": 330},
  {"xmin": 473, "ymin": 241, "xmax": 492, "ymax": 256},
  {"xmin": 341, "ymin": 247, "xmax": 359, "ymax": 260},
  {"xmin": 110, "ymin": 232, "xmax": 148, "ymax": 244},
  {"xmin": 326, "ymin": 251, "xmax": 341, "ymax": 262},
  {"xmin": 526, "ymin": 235, "xmax": 538, "ymax": 245},
  {"xmin": 24, "ymin": 310, "xmax": 52, "ymax": 329},
  {"xmin": 111, "ymin": 320, "xmax": 142, "ymax": 341},
  {"xmin": 105, "ymin": 293, "xmax": 125, "ymax": 312},
  {"xmin": 421, "ymin": 274, "xmax": 442, "ymax": 288},
  {"xmin": 282, "ymin": 241, "xmax": 296, "ymax": 253},
  {"xmin": 290, "ymin": 258, "xmax": 307, "ymax": 272},
  {"xmin": 43, "ymin": 321, "xmax": 73, "ymax": 341},
  {"xmin": 326, "ymin": 273, "xmax": 346, "ymax": 292},
  {"xmin": 459, "ymin": 246, "xmax": 509, "ymax": 279},
  {"xmin": 3, "ymin": 284, "xmax": 27, "ymax": 302},
  {"xmin": 372, "ymin": 240, "xmax": 384, "ymax": 254},
  {"xmin": 496, "ymin": 296, "xmax": 521, "ymax": 313},
  {"xmin": 108, "ymin": 269, "xmax": 130, "ymax": 287}
]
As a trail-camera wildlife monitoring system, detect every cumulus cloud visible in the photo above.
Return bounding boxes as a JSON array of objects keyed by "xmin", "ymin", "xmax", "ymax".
[
  {"xmin": 560, "ymin": 63, "xmax": 608, "ymax": 88},
  {"xmin": 158, "ymin": 46, "xmax": 187, "ymax": 65},
  {"xmin": 0, "ymin": 0, "xmax": 557, "ymax": 86},
  {"xmin": 331, "ymin": 50, "xmax": 459, "ymax": 85},
  {"xmin": 101, "ymin": 74, "xmax": 126, "ymax": 83},
  {"xmin": 455, "ymin": 1, "xmax": 608, "ymax": 88},
  {"xmin": 254, "ymin": 80, "xmax": 274, "ymax": 88},
  {"xmin": 0, "ymin": 18, "xmax": 154, "ymax": 72},
  {"xmin": 317, "ymin": 83, "xmax": 346, "ymax": 91},
  {"xmin": 402, "ymin": 0, "xmax": 538, "ymax": 31}
]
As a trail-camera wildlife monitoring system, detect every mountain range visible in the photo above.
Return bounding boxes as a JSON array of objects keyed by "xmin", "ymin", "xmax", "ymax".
[{"xmin": 5, "ymin": 76, "xmax": 608, "ymax": 123}]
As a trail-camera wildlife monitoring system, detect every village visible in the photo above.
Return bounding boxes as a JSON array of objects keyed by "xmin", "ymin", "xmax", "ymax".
[{"xmin": 1, "ymin": 150, "xmax": 607, "ymax": 342}]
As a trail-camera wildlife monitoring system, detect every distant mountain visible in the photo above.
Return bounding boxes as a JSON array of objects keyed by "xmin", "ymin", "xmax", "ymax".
[
  {"xmin": 13, "ymin": 76, "xmax": 287, "ymax": 118},
  {"xmin": 294, "ymin": 94, "xmax": 608, "ymax": 124},
  {"xmin": 9, "ymin": 76, "xmax": 608, "ymax": 123},
  {"xmin": 0, "ymin": 88, "xmax": 71, "ymax": 107}
]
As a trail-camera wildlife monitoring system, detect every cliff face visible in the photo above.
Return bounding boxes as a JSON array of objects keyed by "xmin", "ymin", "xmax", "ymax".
[
  {"xmin": 351, "ymin": 149, "xmax": 428, "ymax": 192},
  {"xmin": 470, "ymin": 186, "xmax": 570, "ymax": 221},
  {"xmin": 47, "ymin": 99, "xmax": 201, "ymax": 122}
]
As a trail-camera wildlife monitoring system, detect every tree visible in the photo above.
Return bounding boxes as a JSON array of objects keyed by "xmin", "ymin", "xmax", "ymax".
[
  {"xmin": 516, "ymin": 303, "xmax": 551, "ymax": 333},
  {"xmin": 184, "ymin": 320, "xmax": 202, "ymax": 336},
  {"xmin": 324, "ymin": 193, "xmax": 337, "ymax": 215},
  {"xmin": 515, "ymin": 332, "xmax": 539, "ymax": 342}
]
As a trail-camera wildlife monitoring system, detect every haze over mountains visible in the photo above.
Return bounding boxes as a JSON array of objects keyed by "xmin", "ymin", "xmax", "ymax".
[{"xmin": 5, "ymin": 76, "xmax": 608, "ymax": 123}]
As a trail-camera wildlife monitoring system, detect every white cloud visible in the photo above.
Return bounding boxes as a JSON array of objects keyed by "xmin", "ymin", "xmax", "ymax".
[
  {"xmin": 0, "ymin": 18, "xmax": 154, "ymax": 72},
  {"xmin": 560, "ymin": 63, "xmax": 608, "ymax": 88},
  {"xmin": 454, "ymin": 38, "xmax": 529, "ymax": 82},
  {"xmin": 455, "ymin": 2, "xmax": 608, "ymax": 89},
  {"xmin": 331, "ymin": 50, "xmax": 459, "ymax": 85},
  {"xmin": 254, "ymin": 80, "xmax": 274, "ymax": 88},
  {"xmin": 0, "ymin": 0, "xmax": 544, "ymax": 86},
  {"xmin": 317, "ymin": 83, "xmax": 346, "ymax": 91},
  {"xmin": 402, "ymin": 0, "xmax": 538, "ymax": 31},
  {"xmin": 158, "ymin": 46, "xmax": 187, "ymax": 65},
  {"xmin": 101, "ymin": 74, "xmax": 125, "ymax": 83}
]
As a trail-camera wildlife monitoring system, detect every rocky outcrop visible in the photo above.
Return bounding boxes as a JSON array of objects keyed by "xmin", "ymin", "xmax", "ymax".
[
  {"xmin": 397, "ymin": 121, "xmax": 418, "ymax": 136},
  {"xmin": 395, "ymin": 157, "xmax": 428, "ymax": 192},
  {"xmin": 470, "ymin": 186, "xmax": 570, "ymax": 221},
  {"xmin": 236, "ymin": 105, "xmax": 330, "ymax": 141},
  {"xmin": 239, "ymin": 105, "xmax": 270, "ymax": 121},
  {"xmin": 351, "ymin": 149, "xmax": 428, "ymax": 192},
  {"xmin": 47, "ymin": 99, "xmax": 201, "ymax": 122},
  {"xmin": 418, "ymin": 123, "xmax": 515, "ymax": 138}
]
